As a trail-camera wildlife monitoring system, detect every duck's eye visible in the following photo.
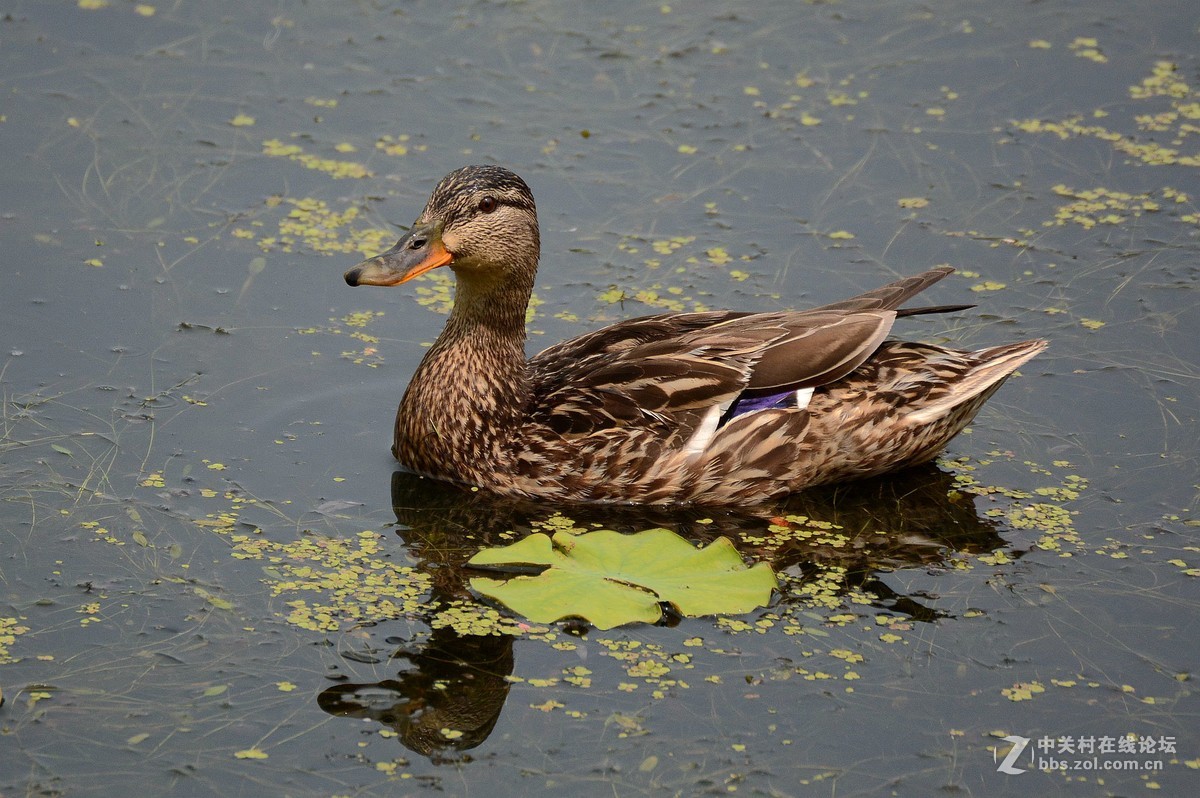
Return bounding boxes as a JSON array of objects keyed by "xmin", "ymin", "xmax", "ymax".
[{"xmin": 478, "ymin": 196, "xmax": 498, "ymax": 214}]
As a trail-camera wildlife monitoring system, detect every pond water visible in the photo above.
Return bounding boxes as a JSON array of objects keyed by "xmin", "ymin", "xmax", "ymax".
[{"xmin": 2, "ymin": 1, "xmax": 1198, "ymax": 795}]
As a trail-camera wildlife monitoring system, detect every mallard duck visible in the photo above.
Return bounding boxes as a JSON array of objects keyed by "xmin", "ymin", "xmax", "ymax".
[{"xmin": 345, "ymin": 165, "xmax": 1046, "ymax": 505}]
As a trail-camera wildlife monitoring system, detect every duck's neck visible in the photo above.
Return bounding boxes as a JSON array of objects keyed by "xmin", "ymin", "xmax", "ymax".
[{"xmin": 393, "ymin": 267, "xmax": 534, "ymax": 482}]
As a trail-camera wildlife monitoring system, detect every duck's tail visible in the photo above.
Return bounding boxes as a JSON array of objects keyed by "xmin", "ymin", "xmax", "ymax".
[{"xmin": 905, "ymin": 338, "xmax": 1047, "ymax": 425}]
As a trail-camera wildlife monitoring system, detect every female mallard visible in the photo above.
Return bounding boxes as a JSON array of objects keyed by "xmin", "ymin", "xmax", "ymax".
[{"xmin": 345, "ymin": 165, "xmax": 1045, "ymax": 505}]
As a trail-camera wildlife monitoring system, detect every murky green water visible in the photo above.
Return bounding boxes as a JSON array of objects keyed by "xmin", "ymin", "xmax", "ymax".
[{"xmin": 2, "ymin": 1, "xmax": 1197, "ymax": 795}]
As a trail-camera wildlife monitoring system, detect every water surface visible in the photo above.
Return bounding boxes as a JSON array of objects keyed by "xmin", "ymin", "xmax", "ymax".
[{"xmin": 2, "ymin": 1, "xmax": 1197, "ymax": 795}]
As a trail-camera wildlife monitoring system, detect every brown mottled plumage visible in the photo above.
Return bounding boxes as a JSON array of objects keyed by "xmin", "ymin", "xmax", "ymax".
[{"xmin": 345, "ymin": 165, "xmax": 1046, "ymax": 505}]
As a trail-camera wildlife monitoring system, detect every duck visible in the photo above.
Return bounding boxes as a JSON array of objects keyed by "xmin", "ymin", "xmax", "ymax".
[{"xmin": 344, "ymin": 165, "xmax": 1046, "ymax": 505}]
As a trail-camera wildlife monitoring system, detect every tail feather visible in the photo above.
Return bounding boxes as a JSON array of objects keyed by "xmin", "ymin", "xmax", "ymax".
[
  {"xmin": 895, "ymin": 303, "xmax": 975, "ymax": 318},
  {"xmin": 905, "ymin": 339, "xmax": 1047, "ymax": 425},
  {"xmin": 813, "ymin": 266, "xmax": 955, "ymax": 313}
]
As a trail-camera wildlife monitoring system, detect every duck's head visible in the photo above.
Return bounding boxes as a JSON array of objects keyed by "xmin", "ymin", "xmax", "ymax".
[{"xmin": 345, "ymin": 165, "xmax": 540, "ymax": 289}]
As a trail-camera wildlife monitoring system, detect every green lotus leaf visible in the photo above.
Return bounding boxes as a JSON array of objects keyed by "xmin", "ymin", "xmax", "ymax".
[{"xmin": 466, "ymin": 528, "xmax": 777, "ymax": 630}]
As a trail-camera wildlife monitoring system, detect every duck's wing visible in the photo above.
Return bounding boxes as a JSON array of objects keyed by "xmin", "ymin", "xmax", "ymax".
[
  {"xmin": 807, "ymin": 265, "xmax": 955, "ymax": 313},
  {"xmin": 529, "ymin": 266, "xmax": 958, "ymax": 373},
  {"xmin": 527, "ymin": 323, "xmax": 767, "ymax": 437},
  {"xmin": 526, "ymin": 307, "xmax": 900, "ymax": 438},
  {"xmin": 528, "ymin": 310, "xmax": 746, "ymax": 377},
  {"xmin": 525, "ymin": 267, "xmax": 961, "ymax": 437}
]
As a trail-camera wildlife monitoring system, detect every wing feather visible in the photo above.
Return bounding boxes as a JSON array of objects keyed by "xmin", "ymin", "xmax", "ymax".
[{"xmin": 524, "ymin": 267, "xmax": 957, "ymax": 441}]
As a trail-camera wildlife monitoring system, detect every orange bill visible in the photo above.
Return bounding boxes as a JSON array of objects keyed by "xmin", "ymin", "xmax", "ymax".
[{"xmin": 344, "ymin": 223, "xmax": 453, "ymax": 287}]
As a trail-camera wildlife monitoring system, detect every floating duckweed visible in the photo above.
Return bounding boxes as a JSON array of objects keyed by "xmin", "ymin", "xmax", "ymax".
[
  {"xmin": 286, "ymin": 199, "xmax": 388, "ymax": 254},
  {"xmin": 185, "ymin": 444, "xmax": 1101, "ymax": 707},
  {"xmin": 609, "ymin": 236, "xmax": 735, "ymax": 308},
  {"xmin": 341, "ymin": 345, "xmax": 384, "ymax": 366},
  {"xmin": 187, "ymin": 453, "xmax": 1105, "ymax": 711},
  {"xmin": 261, "ymin": 139, "xmax": 303, "ymax": 158},
  {"xmin": 83, "ymin": 521, "xmax": 121, "ymax": 545},
  {"xmin": 78, "ymin": 601, "xmax": 101, "ymax": 626},
  {"xmin": 1002, "ymin": 680, "xmax": 1046, "ymax": 701},
  {"xmin": 651, "ymin": 236, "xmax": 695, "ymax": 255},
  {"xmin": 247, "ymin": 197, "xmax": 394, "ymax": 257},
  {"xmin": 1067, "ymin": 36, "xmax": 1107, "ymax": 63},
  {"xmin": 978, "ymin": 550, "xmax": 1013, "ymax": 566},
  {"xmin": 532, "ymin": 512, "xmax": 588, "ymax": 536},
  {"xmin": 412, "ymin": 270, "xmax": 455, "ymax": 314},
  {"xmin": 1045, "ymin": 185, "xmax": 1177, "ymax": 229},
  {"xmin": 341, "ymin": 310, "xmax": 384, "ymax": 328},
  {"xmin": 563, "ymin": 666, "xmax": 592, "ymax": 687},
  {"xmin": 376, "ymin": 134, "xmax": 423, "ymax": 156},
  {"xmin": 430, "ymin": 599, "xmax": 550, "ymax": 637},
  {"xmin": 1129, "ymin": 60, "xmax": 1191, "ymax": 100},
  {"xmin": 970, "ymin": 281, "xmax": 1007, "ymax": 292},
  {"xmin": 261, "ymin": 138, "xmax": 371, "ymax": 179},
  {"xmin": 590, "ymin": 639, "xmax": 697, "ymax": 696},
  {"xmin": 301, "ymin": 292, "xmax": 455, "ymax": 367},
  {"xmin": 1015, "ymin": 60, "xmax": 1200, "ymax": 167},
  {"xmin": 598, "ymin": 281, "xmax": 709, "ymax": 314},
  {"xmin": 231, "ymin": 530, "xmax": 432, "ymax": 633},
  {"xmin": 1014, "ymin": 117, "xmax": 1200, "ymax": 166},
  {"xmin": 0, "ymin": 615, "xmax": 31, "ymax": 664},
  {"xmin": 140, "ymin": 472, "xmax": 165, "ymax": 488},
  {"xmin": 705, "ymin": 247, "xmax": 732, "ymax": 265},
  {"xmin": 829, "ymin": 648, "xmax": 864, "ymax": 664},
  {"xmin": 947, "ymin": 456, "xmax": 1089, "ymax": 560}
]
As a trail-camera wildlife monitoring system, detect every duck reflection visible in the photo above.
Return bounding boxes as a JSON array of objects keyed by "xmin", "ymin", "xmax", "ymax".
[
  {"xmin": 317, "ymin": 464, "xmax": 1009, "ymax": 759},
  {"xmin": 316, "ymin": 623, "xmax": 514, "ymax": 761}
]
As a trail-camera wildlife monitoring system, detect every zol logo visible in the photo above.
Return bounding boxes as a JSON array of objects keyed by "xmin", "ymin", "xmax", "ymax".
[{"xmin": 995, "ymin": 735, "xmax": 1031, "ymax": 775}]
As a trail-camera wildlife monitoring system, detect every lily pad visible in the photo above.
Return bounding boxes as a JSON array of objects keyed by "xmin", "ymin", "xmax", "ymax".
[{"xmin": 466, "ymin": 528, "xmax": 777, "ymax": 630}]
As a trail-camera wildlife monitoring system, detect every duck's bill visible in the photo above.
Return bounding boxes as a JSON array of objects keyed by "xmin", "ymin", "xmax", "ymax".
[{"xmin": 344, "ymin": 226, "xmax": 452, "ymax": 286}]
